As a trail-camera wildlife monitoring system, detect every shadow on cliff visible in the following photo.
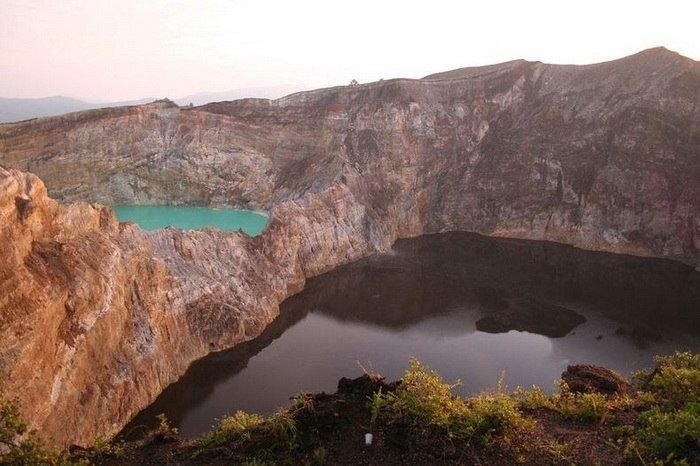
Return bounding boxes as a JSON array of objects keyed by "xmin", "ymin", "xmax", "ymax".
[{"xmin": 301, "ymin": 232, "xmax": 698, "ymax": 334}]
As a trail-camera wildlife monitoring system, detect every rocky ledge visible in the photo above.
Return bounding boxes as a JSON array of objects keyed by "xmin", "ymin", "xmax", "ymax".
[{"xmin": 0, "ymin": 47, "xmax": 698, "ymax": 446}]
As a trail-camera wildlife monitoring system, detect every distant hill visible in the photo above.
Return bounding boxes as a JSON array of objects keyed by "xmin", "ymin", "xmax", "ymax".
[
  {"xmin": 0, "ymin": 85, "xmax": 306, "ymax": 123},
  {"xmin": 0, "ymin": 96, "xmax": 93, "ymax": 123},
  {"xmin": 0, "ymin": 96, "xmax": 153, "ymax": 123}
]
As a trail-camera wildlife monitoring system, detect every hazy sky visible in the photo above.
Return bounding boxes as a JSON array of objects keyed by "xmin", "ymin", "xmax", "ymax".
[{"xmin": 1, "ymin": 0, "xmax": 698, "ymax": 101}]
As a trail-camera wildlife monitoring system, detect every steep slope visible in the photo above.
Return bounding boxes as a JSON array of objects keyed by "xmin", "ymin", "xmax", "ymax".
[
  {"xmin": 1, "ymin": 47, "xmax": 697, "ymax": 264},
  {"xmin": 0, "ymin": 165, "xmax": 414, "ymax": 446},
  {"xmin": 0, "ymin": 48, "xmax": 698, "ymax": 446}
]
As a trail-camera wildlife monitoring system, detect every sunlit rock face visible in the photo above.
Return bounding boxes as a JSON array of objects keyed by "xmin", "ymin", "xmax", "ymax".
[
  {"xmin": 0, "ymin": 169, "xmax": 407, "ymax": 447},
  {"xmin": 0, "ymin": 48, "xmax": 698, "ymax": 446},
  {"xmin": 2, "ymin": 48, "xmax": 698, "ymax": 264}
]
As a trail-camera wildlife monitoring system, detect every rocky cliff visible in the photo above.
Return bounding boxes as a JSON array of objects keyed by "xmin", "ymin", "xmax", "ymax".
[
  {"xmin": 2, "ymin": 47, "xmax": 698, "ymax": 264},
  {"xmin": 0, "ymin": 167, "xmax": 401, "ymax": 446},
  {"xmin": 0, "ymin": 48, "xmax": 698, "ymax": 446}
]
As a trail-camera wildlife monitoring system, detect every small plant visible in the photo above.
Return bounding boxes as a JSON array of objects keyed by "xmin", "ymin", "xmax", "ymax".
[
  {"xmin": 513, "ymin": 385, "xmax": 554, "ymax": 411},
  {"xmin": 86, "ymin": 435, "xmax": 125, "ymax": 458},
  {"xmin": 201, "ymin": 411, "xmax": 264, "ymax": 448},
  {"xmin": 198, "ymin": 408, "xmax": 299, "ymax": 462},
  {"xmin": 368, "ymin": 391, "xmax": 385, "ymax": 432},
  {"xmin": 370, "ymin": 358, "xmax": 529, "ymax": 453},
  {"xmin": 552, "ymin": 380, "xmax": 608, "ymax": 423},
  {"xmin": 625, "ymin": 352, "xmax": 700, "ymax": 463},
  {"xmin": 545, "ymin": 439, "xmax": 573, "ymax": 462},
  {"xmin": 646, "ymin": 352, "xmax": 699, "ymax": 407},
  {"xmin": 0, "ymin": 398, "xmax": 25, "ymax": 446},
  {"xmin": 140, "ymin": 413, "xmax": 180, "ymax": 446},
  {"xmin": 266, "ymin": 409, "xmax": 298, "ymax": 451},
  {"xmin": 290, "ymin": 393, "xmax": 314, "ymax": 414},
  {"xmin": 311, "ymin": 446, "xmax": 327, "ymax": 463},
  {"xmin": 630, "ymin": 402, "xmax": 700, "ymax": 461},
  {"xmin": 0, "ymin": 396, "xmax": 80, "ymax": 465},
  {"xmin": 464, "ymin": 391, "xmax": 531, "ymax": 444}
]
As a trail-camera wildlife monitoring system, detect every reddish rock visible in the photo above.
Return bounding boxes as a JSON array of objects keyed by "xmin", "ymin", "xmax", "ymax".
[
  {"xmin": 562, "ymin": 364, "xmax": 631, "ymax": 395},
  {"xmin": 0, "ymin": 47, "xmax": 697, "ymax": 265}
]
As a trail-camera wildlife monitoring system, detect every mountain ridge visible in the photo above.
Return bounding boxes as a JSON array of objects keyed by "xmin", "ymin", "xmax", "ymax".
[{"xmin": 0, "ymin": 85, "xmax": 306, "ymax": 124}]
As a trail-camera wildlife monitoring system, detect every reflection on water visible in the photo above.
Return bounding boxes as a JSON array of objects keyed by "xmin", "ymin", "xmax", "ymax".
[{"xmin": 125, "ymin": 232, "xmax": 699, "ymax": 438}]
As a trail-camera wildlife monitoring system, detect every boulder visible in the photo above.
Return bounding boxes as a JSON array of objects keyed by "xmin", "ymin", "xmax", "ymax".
[{"xmin": 562, "ymin": 364, "xmax": 631, "ymax": 395}]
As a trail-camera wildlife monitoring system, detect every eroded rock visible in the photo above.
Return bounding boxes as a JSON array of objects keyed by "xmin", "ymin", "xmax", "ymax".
[{"xmin": 561, "ymin": 364, "xmax": 631, "ymax": 395}]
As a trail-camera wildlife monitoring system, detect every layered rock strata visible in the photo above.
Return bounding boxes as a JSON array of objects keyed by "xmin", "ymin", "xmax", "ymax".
[
  {"xmin": 2, "ymin": 48, "xmax": 698, "ymax": 265},
  {"xmin": 0, "ymin": 167, "xmax": 411, "ymax": 446},
  {"xmin": 0, "ymin": 48, "xmax": 698, "ymax": 446}
]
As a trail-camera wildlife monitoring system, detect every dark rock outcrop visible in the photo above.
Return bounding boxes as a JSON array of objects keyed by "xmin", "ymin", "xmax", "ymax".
[
  {"xmin": 475, "ymin": 297, "xmax": 587, "ymax": 337},
  {"xmin": 562, "ymin": 364, "xmax": 631, "ymax": 395},
  {"xmin": 337, "ymin": 374, "xmax": 397, "ymax": 398}
]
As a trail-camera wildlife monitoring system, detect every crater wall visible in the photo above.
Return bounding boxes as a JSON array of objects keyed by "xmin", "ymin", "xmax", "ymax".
[{"xmin": 0, "ymin": 48, "xmax": 698, "ymax": 445}]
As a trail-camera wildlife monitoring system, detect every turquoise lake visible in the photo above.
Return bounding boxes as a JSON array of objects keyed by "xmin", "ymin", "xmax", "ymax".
[{"xmin": 111, "ymin": 205, "xmax": 267, "ymax": 236}]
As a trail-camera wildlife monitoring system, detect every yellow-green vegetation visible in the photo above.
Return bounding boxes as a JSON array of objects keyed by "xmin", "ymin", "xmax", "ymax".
[
  {"xmin": 552, "ymin": 381, "xmax": 608, "ymax": 423},
  {"xmin": 1, "ymin": 351, "xmax": 698, "ymax": 465},
  {"xmin": 0, "ymin": 396, "xmax": 80, "ymax": 465},
  {"xmin": 515, "ymin": 381, "xmax": 609, "ymax": 423},
  {"xmin": 624, "ymin": 352, "xmax": 700, "ymax": 464},
  {"xmin": 197, "ymin": 408, "xmax": 298, "ymax": 462},
  {"xmin": 369, "ymin": 358, "xmax": 530, "ymax": 450}
]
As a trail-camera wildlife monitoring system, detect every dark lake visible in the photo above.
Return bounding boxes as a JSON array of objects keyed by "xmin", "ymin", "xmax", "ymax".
[{"xmin": 125, "ymin": 232, "xmax": 699, "ymax": 438}]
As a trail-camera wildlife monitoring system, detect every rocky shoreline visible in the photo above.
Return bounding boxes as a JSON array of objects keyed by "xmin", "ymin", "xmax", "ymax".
[{"xmin": 3, "ymin": 352, "xmax": 698, "ymax": 465}]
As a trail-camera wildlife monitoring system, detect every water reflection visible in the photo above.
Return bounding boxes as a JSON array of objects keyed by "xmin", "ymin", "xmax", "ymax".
[{"xmin": 124, "ymin": 232, "xmax": 699, "ymax": 438}]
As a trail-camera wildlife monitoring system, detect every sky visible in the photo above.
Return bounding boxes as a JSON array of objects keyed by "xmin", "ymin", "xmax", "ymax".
[{"xmin": 1, "ymin": 0, "xmax": 698, "ymax": 101}]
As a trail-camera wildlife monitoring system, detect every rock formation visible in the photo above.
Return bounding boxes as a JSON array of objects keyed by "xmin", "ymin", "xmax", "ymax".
[
  {"xmin": 2, "ymin": 47, "xmax": 698, "ymax": 264},
  {"xmin": 0, "ymin": 48, "xmax": 698, "ymax": 446},
  {"xmin": 562, "ymin": 364, "xmax": 631, "ymax": 395},
  {"xmin": 0, "ymin": 167, "xmax": 396, "ymax": 447}
]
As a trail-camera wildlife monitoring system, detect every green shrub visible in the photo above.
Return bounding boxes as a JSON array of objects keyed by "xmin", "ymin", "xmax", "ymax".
[
  {"xmin": 1, "ymin": 398, "xmax": 27, "ymax": 447},
  {"xmin": 0, "ymin": 397, "xmax": 81, "ymax": 465},
  {"xmin": 201, "ymin": 411, "xmax": 265, "ymax": 448},
  {"xmin": 631, "ymin": 402, "xmax": 700, "ymax": 462},
  {"xmin": 85, "ymin": 435, "xmax": 124, "ymax": 459},
  {"xmin": 199, "ymin": 409, "xmax": 298, "ymax": 462},
  {"xmin": 463, "ymin": 391, "xmax": 531, "ymax": 444},
  {"xmin": 551, "ymin": 380, "xmax": 608, "ymax": 423},
  {"xmin": 265, "ymin": 410, "xmax": 298, "ymax": 451},
  {"xmin": 647, "ymin": 352, "xmax": 699, "ymax": 408},
  {"xmin": 372, "ymin": 358, "xmax": 529, "ymax": 448},
  {"xmin": 513, "ymin": 385, "xmax": 554, "ymax": 411},
  {"xmin": 626, "ymin": 352, "xmax": 700, "ymax": 463}
]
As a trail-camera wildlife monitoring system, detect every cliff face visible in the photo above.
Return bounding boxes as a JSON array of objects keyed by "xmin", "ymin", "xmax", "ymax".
[
  {"xmin": 1, "ymin": 48, "xmax": 698, "ymax": 264},
  {"xmin": 0, "ymin": 167, "xmax": 404, "ymax": 446},
  {"xmin": 0, "ymin": 48, "xmax": 698, "ymax": 446}
]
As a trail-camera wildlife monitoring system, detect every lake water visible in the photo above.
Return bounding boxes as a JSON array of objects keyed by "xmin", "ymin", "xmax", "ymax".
[
  {"xmin": 125, "ymin": 232, "xmax": 699, "ymax": 438},
  {"xmin": 111, "ymin": 205, "xmax": 267, "ymax": 235}
]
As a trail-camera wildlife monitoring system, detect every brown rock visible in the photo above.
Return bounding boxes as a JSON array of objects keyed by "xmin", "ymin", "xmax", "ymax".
[
  {"xmin": 337, "ymin": 374, "xmax": 396, "ymax": 397},
  {"xmin": 561, "ymin": 364, "xmax": 631, "ymax": 395},
  {"xmin": 0, "ymin": 47, "xmax": 697, "ymax": 266}
]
